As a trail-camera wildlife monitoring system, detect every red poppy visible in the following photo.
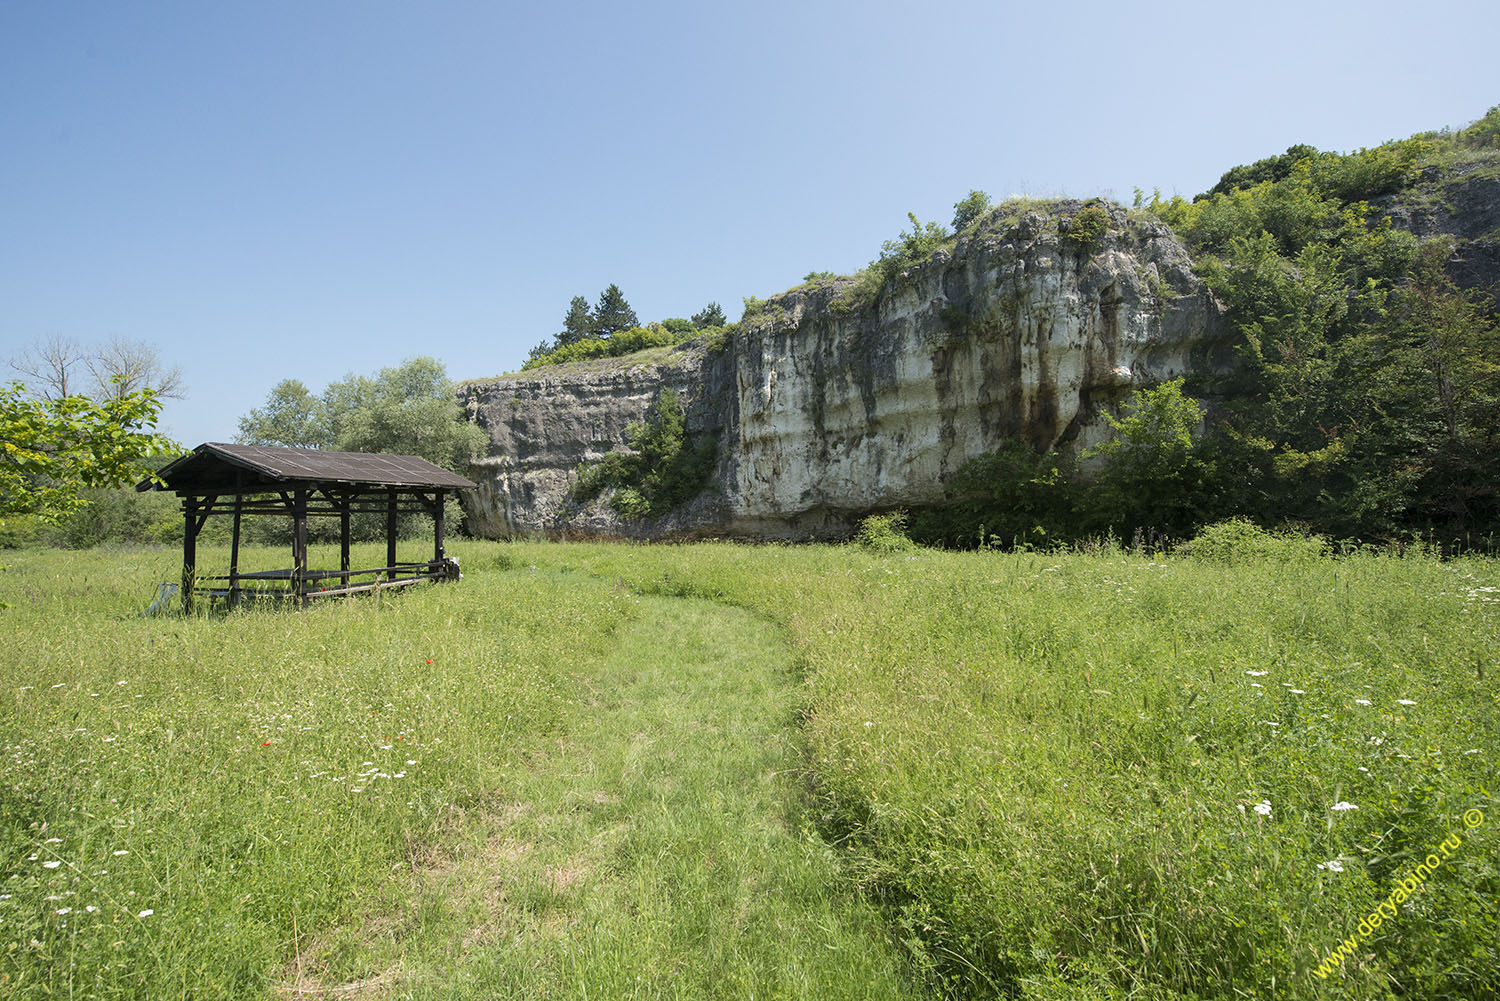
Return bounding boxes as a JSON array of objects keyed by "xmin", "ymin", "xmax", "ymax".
[{"xmin": 262, "ymin": 741, "xmax": 271, "ymax": 746}]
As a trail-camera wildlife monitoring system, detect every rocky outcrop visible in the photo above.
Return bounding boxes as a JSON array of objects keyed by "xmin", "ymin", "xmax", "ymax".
[
  {"xmin": 1380, "ymin": 158, "xmax": 1500, "ymax": 300},
  {"xmin": 457, "ymin": 201, "xmax": 1230, "ymax": 540}
]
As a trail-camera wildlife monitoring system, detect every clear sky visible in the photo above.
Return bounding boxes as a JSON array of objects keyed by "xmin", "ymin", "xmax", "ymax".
[{"xmin": 3, "ymin": 0, "xmax": 1497, "ymax": 445}]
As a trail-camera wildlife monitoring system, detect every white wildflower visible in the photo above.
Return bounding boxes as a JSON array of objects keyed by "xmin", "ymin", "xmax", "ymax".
[
  {"xmin": 1254, "ymin": 800, "xmax": 1272, "ymax": 816},
  {"xmin": 42, "ymin": 860, "xmax": 61, "ymax": 869},
  {"xmin": 1246, "ymin": 671, "xmax": 1268, "ymax": 677},
  {"xmin": 1397, "ymin": 699, "xmax": 1417, "ymax": 706},
  {"xmin": 1355, "ymin": 699, "xmax": 1371, "ymax": 706},
  {"xmin": 1290, "ymin": 689, "xmax": 1306, "ymax": 695},
  {"xmin": 1332, "ymin": 801, "xmax": 1359, "ymax": 812},
  {"xmin": 1317, "ymin": 859, "xmax": 1345, "ymax": 873},
  {"xmin": 138, "ymin": 909, "xmax": 153, "ymax": 918},
  {"xmin": 112, "ymin": 850, "xmax": 129, "ymax": 857}
]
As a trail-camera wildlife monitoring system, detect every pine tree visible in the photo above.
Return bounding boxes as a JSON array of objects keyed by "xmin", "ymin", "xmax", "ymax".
[
  {"xmin": 557, "ymin": 296, "xmax": 595, "ymax": 347},
  {"xmin": 691, "ymin": 302, "xmax": 726, "ymax": 329},
  {"xmin": 593, "ymin": 285, "xmax": 638, "ymax": 338}
]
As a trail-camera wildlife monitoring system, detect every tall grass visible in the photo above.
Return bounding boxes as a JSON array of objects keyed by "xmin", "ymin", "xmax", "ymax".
[
  {"xmin": 515, "ymin": 540, "xmax": 1500, "ymax": 1000},
  {"xmin": 0, "ymin": 544, "xmax": 631, "ymax": 997},
  {"xmin": 2, "ymin": 540, "xmax": 1496, "ymax": 999}
]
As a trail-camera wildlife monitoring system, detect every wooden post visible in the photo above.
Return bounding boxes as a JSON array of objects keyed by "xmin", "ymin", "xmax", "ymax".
[
  {"xmin": 292, "ymin": 489, "xmax": 308, "ymax": 609},
  {"xmin": 433, "ymin": 491, "xmax": 445, "ymax": 563},
  {"xmin": 229, "ymin": 495, "xmax": 243, "ymax": 610},
  {"xmin": 182, "ymin": 496, "xmax": 197, "ymax": 615},
  {"xmin": 339, "ymin": 494, "xmax": 351, "ymax": 588},
  {"xmin": 386, "ymin": 488, "xmax": 398, "ymax": 577}
]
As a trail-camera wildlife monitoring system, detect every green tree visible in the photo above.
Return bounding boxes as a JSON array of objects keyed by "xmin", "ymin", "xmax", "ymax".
[
  {"xmin": 0, "ymin": 381, "xmax": 178, "ymax": 522},
  {"xmin": 593, "ymin": 285, "xmax": 639, "ymax": 338},
  {"xmin": 558, "ymin": 295, "xmax": 595, "ymax": 347},
  {"xmin": 236, "ymin": 378, "xmax": 329, "ymax": 449},
  {"xmin": 1083, "ymin": 379, "xmax": 1215, "ymax": 537},
  {"xmin": 323, "ymin": 357, "xmax": 487, "ymax": 472},
  {"xmin": 951, "ymin": 189, "xmax": 992, "ymax": 231},
  {"xmin": 691, "ymin": 302, "xmax": 726, "ymax": 329}
]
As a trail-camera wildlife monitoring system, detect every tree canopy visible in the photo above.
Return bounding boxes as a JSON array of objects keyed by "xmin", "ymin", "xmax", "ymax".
[
  {"xmin": 1, "ymin": 381, "xmax": 178, "ymax": 521},
  {"xmin": 237, "ymin": 357, "xmax": 486, "ymax": 473}
]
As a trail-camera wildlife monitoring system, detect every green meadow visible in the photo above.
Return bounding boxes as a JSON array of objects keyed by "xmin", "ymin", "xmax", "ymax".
[{"xmin": 1, "ymin": 538, "xmax": 1496, "ymax": 1000}]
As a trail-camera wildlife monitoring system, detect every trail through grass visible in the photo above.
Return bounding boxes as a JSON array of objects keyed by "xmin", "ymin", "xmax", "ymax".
[
  {"xmin": 288, "ymin": 587, "xmax": 914, "ymax": 999},
  {"xmin": 4, "ymin": 540, "xmax": 1496, "ymax": 1000}
]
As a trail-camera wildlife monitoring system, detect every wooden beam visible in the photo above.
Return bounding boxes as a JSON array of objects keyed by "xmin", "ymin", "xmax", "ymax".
[{"xmin": 434, "ymin": 489, "xmax": 446, "ymax": 562}]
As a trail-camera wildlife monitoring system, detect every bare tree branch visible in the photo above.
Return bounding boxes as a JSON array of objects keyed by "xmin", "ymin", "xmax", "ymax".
[
  {"xmin": 9, "ymin": 335, "xmax": 87, "ymax": 401},
  {"xmin": 86, "ymin": 337, "xmax": 186, "ymax": 401}
]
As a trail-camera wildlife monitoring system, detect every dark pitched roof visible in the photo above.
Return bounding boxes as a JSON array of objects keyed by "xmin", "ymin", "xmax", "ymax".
[{"xmin": 139, "ymin": 442, "xmax": 476, "ymax": 494}]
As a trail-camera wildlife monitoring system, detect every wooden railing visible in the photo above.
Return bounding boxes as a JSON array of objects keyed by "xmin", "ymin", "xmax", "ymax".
[{"xmin": 190, "ymin": 557, "xmax": 460, "ymax": 607}]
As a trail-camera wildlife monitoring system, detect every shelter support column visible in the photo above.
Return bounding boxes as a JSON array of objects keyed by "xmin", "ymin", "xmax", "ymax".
[
  {"xmin": 386, "ymin": 488, "xmax": 398, "ymax": 574},
  {"xmin": 229, "ymin": 496, "xmax": 243, "ymax": 610},
  {"xmin": 339, "ymin": 495, "xmax": 351, "ymax": 587},
  {"xmin": 182, "ymin": 497, "xmax": 197, "ymax": 615},
  {"xmin": 292, "ymin": 489, "xmax": 308, "ymax": 609},
  {"xmin": 433, "ymin": 491, "xmax": 445, "ymax": 562}
]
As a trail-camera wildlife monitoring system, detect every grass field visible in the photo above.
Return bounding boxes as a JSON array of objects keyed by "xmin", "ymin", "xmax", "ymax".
[{"xmin": 1, "ymin": 538, "xmax": 1496, "ymax": 999}]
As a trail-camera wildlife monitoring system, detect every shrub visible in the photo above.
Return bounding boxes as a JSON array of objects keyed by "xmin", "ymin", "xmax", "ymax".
[
  {"xmin": 1062, "ymin": 203, "xmax": 1110, "ymax": 253},
  {"xmin": 909, "ymin": 440, "xmax": 1077, "ymax": 549},
  {"xmin": 1178, "ymin": 517, "xmax": 1331, "ymax": 563},
  {"xmin": 854, "ymin": 510, "xmax": 917, "ymax": 554},
  {"xmin": 951, "ymin": 189, "xmax": 992, "ymax": 231},
  {"xmin": 521, "ymin": 324, "xmax": 687, "ymax": 371},
  {"xmin": 570, "ymin": 388, "xmax": 716, "ymax": 519}
]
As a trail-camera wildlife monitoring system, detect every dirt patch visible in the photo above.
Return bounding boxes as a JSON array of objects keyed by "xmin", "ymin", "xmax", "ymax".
[{"xmin": 275, "ymin": 963, "xmax": 399, "ymax": 1000}]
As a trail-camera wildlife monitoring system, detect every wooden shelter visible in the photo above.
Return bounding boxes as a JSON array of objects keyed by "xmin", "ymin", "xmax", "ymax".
[{"xmin": 139, "ymin": 443, "xmax": 476, "ymax": 612}]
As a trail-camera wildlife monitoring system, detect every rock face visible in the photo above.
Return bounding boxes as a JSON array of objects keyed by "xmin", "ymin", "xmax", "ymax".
[
  {"xmin": 457, "ymin": 201, "xmax": 1229, "ymax": 540},
  {"xmin": 1380, "ymin": 160, "xmax": 1500, "ymax": 301}
]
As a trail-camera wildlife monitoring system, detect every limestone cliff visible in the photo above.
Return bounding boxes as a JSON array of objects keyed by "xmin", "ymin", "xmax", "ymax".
[{"xmin": 457, "ymin": 201, "xmax": 1229, "ymax": 539}]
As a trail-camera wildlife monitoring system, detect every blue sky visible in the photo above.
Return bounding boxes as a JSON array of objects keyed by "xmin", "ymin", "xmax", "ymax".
[{"xmin": 3, "ymin": 0, "xmax": 1497, "ymax": 445}]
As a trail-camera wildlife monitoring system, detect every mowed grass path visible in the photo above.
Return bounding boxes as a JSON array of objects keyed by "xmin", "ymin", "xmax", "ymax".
[
  {"xmin": 0, "ymin": 546, "xmax": 915, "ymax": 1000},
  {"xmin": 289, "ymin": 587, "xmax": 914, "ymax": 999}
]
